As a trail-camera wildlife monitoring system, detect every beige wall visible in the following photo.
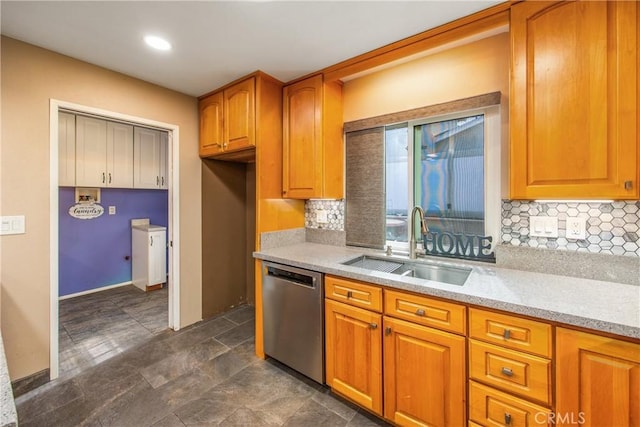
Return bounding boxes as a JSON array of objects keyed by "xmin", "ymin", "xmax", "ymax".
[
  {"xmin": 0, "ymin": 37, "xmax": 202, "ymax": 380},
  {"xmin": 342, "ymin": 33, "xmax": 510, "ymax": 197}
]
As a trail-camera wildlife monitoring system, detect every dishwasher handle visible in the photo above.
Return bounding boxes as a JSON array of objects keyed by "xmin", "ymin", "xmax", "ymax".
[{"xmin": 266, "ymin": 265, "xmax": 316, "ymax": 288}]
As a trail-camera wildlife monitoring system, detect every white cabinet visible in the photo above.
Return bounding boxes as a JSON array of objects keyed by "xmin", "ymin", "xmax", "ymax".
[
  {"xmin": 75, "ymin": 116, "xmax": 134, "ymax": 188},
  {"xmin": 58, "ymin": 112, "xmax": 76, "ymax": 186},
  {"xmin": 134, "ymin": 127, "xmax": 168, "ymax": 189},
  {"xmin": 132, "ymin": 224, "xmax": 167, "ymax": 291}
]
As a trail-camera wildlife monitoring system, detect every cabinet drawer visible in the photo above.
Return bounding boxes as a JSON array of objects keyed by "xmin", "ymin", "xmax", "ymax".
[
  {"xmin": 469, "ymin": 308, "xmax": 552, "ymax": 357},
  {"xmin": 469, "ymin": 340, "xmax": 551, "ymax": 405},
  {"xmin": 325, "ymin": 276, "xmax": 382, "ymax": 312},
  {"xmin": 384, "ymin": 289, "xmax": 465, "ymax": 335},
  {"xmin": 469, "ymin": 381, "xmax": 551, "ymax": 427}
]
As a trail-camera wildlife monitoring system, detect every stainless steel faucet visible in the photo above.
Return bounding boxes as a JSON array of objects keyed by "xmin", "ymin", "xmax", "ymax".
[{"xmin": 409, "ymin": 206, "xmax": 428, "ymax": 259}]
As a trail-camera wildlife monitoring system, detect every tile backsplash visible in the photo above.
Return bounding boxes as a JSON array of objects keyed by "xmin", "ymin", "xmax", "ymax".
[
  {"xmin": 305, "ymin": 200, "xmax": 345, "ymax": 230},
  {"xmin": 501, "ymin": 200, "xmax": 640, "ymax": 257},
  {"xmin": 305, "ymin": 199, "xmax": 640, "ymax": 257}
]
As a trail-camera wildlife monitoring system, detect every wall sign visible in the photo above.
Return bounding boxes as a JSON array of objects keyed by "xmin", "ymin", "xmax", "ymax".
[{"xmin": 69, "ymin": 203, "xmax": 104, "ymax": 220}]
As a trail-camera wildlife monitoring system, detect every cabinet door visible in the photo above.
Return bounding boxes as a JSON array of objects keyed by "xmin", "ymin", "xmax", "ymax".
[
  {"xmin": 159, "ymin": 131, "xmax": 168, "ymax": 189},
  {"xmin": 556, "ymin": 328, "xmax": 640, "ymax": 427},
  {"xmin": 384, "ymin": 316, "xmax": 466, "ymax": 427},
  {"xmin": 510, "ymin": 1, "xmax": 638, "ymax": 199},
  {"xmin": 148, "ymin": 230, "xmax": 166, "ymax": 285},
  {"xmin": 58, "ymin": 112, "xmax": 76, "ymax": 187},
  {"xmin": 199, "ymin": 91, "xmax": 224, "ymax": 157},
  {"xmin": 76, "ymin": 116, "xmax": 107, "ymax": 187},
  {"xmin": 325, "ymin": 298, "xmax": 382, "ymax": 415},
  {"xmin": 224, "ymin": 77, "xmax": 255, "ymax": 152},
  {"xmin": 134, "ymin": 127, "xmax": 161, "ymax": 189},
  {"xmin": 283, "ymin": 74, "xmax": 323, "ymax": 199},
  {"xmin": 106, "ymin": 122, "xmax": 134, "ymax": 188}
]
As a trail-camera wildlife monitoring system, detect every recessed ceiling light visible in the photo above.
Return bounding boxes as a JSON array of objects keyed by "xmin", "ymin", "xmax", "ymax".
[{"xmin": 144, "ymin": 35, "xmax": 171, "ymax": 51}]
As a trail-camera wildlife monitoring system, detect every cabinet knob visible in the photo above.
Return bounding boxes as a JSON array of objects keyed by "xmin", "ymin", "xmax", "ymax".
[
  {"xmin": 624, "ymin": 180, "xmax": 633, "ymax": 190},
  {"xmin": 501, "ymin": 367, "xmax": 514, "ymax": 377},
  {"xmin": 369, "ymin": 323, "xmax": 378, "ymax": 330},
  {"xmin": 415, "ymin": 308, "xmax": 426, "ymax": 317},
  {"xmin": 503, "ymin": 329, "xmax": 511, "ymax": 339},
  {"xmin": 504, "ymin": 413, "xmax": 512, "ymax": 425},
  {"xmin": 384, "ymin": 326, "xmax": 392, "ymax": 336}
]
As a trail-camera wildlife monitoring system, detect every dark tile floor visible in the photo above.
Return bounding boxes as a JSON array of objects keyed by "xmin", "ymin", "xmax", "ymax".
[
  {"xmin": 17, "ymin": 294, "xmax": 390, "ymax": 427},
  {"xmin": 58, "ymin": 285, "xmax": 169, "ymax": 379}
]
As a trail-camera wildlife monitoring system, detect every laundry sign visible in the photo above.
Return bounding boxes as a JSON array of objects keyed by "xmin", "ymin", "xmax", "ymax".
[{"xmin": 69, "ymin": 203, "xmax": 104, "ymax": 219}]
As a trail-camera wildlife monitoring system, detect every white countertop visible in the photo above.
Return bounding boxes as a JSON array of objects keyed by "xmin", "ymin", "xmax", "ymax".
[{"xmin": 254, "ymin": 242, "xmax": 640, "ymax": 339}]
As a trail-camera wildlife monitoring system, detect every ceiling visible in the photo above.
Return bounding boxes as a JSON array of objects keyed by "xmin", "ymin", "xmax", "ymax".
[{"xmin": 1, "ymin": 1, "xmax": 502, "ymax": 97}]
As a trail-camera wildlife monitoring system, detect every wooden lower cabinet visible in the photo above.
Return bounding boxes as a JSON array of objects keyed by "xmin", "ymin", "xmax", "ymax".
[
  {"xmin": 384, "ymin": 316, "xmax": 466, "ymax": 426},
  {"xmin": 325, "ymin": 298, "xmax": 383, "ymax": 415},
  {"xmin": 469, "ymin": 381, "xmax": 551, "ymax": 427},
  {"xmin": 556, "ymin": 328, "xmax": 640, "ymax": 427}
]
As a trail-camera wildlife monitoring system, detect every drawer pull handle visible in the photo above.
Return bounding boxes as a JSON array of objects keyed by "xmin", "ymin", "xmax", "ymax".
[
  {"xmin": 503, "ymin": 329, "xmax": 511, "ymax": 339},
  {"xmin": 385, "ymin": 326, "xmax": 392, "ymax": 336},
  {"xmin": 346, "ymin": 291, "xmax": 353, "ymax": 299},
  {"xmin": 501, "ymin": 367, "xmax": 514, "ymax": 377},
  {"xmin": 624, "ymin": 180, "xmax": 633, "ymax": 190},
  {"xmin": 415, "ymin": 309, "xmax": 426, "ymax": 316},
  {"xmin": 505, "ymin": 413, "xmax": 512, "ymax": 425},
  {"xmin": 369, "ymin": 323, "xmax": 377, "ymax": 330}
]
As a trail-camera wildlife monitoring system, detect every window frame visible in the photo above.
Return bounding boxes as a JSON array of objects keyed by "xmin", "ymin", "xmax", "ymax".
[{"xmin": 385, "ymin": 105, "xmax": 501, "ymax": 256}]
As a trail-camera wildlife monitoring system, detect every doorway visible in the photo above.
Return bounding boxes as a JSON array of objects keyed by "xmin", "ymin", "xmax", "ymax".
[{"xmin": 49, "ymin": 99, "xmax": 181, "ymax": 380}]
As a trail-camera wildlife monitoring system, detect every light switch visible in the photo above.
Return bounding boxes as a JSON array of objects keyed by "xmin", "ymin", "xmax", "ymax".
[
  {"xmin": 316, "ymin": 209, "xmax": 328, "ymax": 224},
  {"xmin": 530, "ymin": 216, "xmax": 558, "ymax": 238},
  {"xmin": 109, "ymin": 206, "xmax": 116, "ymax": 215},
  {"xmin": 566, "ymin": 217, "xmax": 586, "ymax": 240},
  {"xmin": 0, "ymin": 215, "xmax": 25, "ymax": 235}
]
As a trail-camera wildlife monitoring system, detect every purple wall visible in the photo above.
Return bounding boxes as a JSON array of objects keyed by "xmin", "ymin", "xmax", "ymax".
[{"xmin": 59, "ymin": 188, "xmax": 168, "ymax": 297}]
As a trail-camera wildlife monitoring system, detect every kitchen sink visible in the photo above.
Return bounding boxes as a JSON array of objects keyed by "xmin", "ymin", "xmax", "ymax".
[{"xmin": 341, "ymin": 254, "xmax": 471, "ymax": 286}]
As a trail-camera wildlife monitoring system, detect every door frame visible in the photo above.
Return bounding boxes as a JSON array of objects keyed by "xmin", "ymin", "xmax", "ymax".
[{"xmin": 49, "ymin": 99, "xmax": 181, "ymax": 380}]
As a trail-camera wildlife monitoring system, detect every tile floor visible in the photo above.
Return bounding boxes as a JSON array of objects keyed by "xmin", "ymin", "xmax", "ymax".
[
  {"xmin": 17, "ymin": 292, "xmax": 390, "ymax": 427},
  {"xmin": 58, "ymin": 285, "xmax": 169, "ymax": 380}
]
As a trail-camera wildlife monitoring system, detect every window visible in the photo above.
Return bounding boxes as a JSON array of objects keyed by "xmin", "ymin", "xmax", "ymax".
[{"xmin": 385, "ymin": 107, "xmax": 501, "ymax": 259}]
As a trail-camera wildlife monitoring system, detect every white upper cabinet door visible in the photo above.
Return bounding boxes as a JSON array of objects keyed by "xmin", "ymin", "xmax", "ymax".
[
  {"xmin": 159, "ymin": 131, "xmax": 168, "ymax": 189},
  {"xmin": 106, "ymin": 122, "xmax": 134, "ymax": 188},
  {"xmin": 134, "ymin": 127, "xmax": 162, "ymax": 189},
  {"xmin": 58, "ymin": 112, "xmax": 76, "ymax": 187},
  {"xmin": 76, "ymin": 116, "xmax": 107, "ymax": 187}
]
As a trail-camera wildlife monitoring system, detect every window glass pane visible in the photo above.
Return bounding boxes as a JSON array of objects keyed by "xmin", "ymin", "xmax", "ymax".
[
  {"xmin": 385, "ymin": 124, "xmax": 408, "ymax": 243},
  {"xmin": 414, "ymin": 114, "xmax": 484, "ymax": 236}
]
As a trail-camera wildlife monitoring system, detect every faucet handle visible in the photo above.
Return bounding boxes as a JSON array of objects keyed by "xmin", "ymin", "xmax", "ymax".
[{"xmin": 386, "ymin": 245, "xmax": 393, "ymax": 256}]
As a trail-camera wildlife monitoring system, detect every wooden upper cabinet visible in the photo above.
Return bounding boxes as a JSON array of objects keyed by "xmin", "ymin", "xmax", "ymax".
[
  {"xmin": 224, "ymin": 77, "xmax": 255, "ymax": 152},
  {"xmin": 556, "ymin": 328, "xmax": 640, "ymax": 427},
  {"xmin": 283, "ymin": 74, "xmax": 344, "ymax": 199},
  {"xmin": 510, "ymin": 1, "xmax": 638, "ymax": 199},
  {"xmin": 198, "ymin": 72, "xmax": 280, "ymax": 162},
  {"xmin": 199, "ymin": 91, "xmax": 224, "ymax": 157}
]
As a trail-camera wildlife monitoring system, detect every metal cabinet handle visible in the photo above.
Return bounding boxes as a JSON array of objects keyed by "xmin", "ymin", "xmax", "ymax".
[
  {"xmin": 369, "ymin": 323, "xmax": 377, "ymax": 330},
  {"xmin": 150, "ymin": 236, "xmax": 153, "ymax": 246},
  {"xmin": 503, "ymin": 329, "xmax": 511, "ymax": 339},
  {"xmin": 156, "ymin": 176, "xmax": 160, "ymax": 186},
  {"xmin": 161, "ymin": 176, "xmax": 164, "ymax": 186},
  {"xmin": 346, "ymin": 291, "xmax": 353, "ymax": 299},
  {"xmin": 625, "ymin": 180, "xmax": 633, "ymax": 190},
  {"xmin": 385, "ymin": 326, "xmax": 392, "ymax": 336},
  {"xmin": 102, "ymin": 172, "xmax": 105, "ymax": 183},
  {"xmin": 415, "ymin": 308, "xmax": 426, "ymax": 316},
  {"xmin": 505, "ymin": 413, "xmax": 512, "ymax": 425},
  {"xmin": 501, "ymin": 367, "xmax": 514, "ymax": 377},
  {"xmin": 108, "ymin": 173, "xmax": 112, "ymax": 184}
]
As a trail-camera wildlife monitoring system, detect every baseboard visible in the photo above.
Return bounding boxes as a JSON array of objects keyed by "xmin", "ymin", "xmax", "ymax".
[
  {"xmin": 58, "ymin": 281, "xmax": 133, "ymax": 300},
  {"xmin": 11, "ymin": 368, "xmax": 50, "ymax": 398}
]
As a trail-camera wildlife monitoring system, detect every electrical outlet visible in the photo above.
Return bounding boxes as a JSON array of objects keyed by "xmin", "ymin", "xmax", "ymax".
[
  {"xmin": 566, "ymin": 217, "xmax": 586, "ymax": 240},
  {"xmin": 316, "ymin": 209, "xmax": 328, "ymax": 224},
  {"xmin": 109, "ymin": 206, "xmax": 116, "ymax": 215}
]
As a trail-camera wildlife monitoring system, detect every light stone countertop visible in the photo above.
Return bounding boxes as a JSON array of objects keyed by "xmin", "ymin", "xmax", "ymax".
[
  {"xmin": 0, "ymin": 332, "xmax": 17, "ymax": 427},
  {"xmin": 254, "ymin": 242, "xmax": 640, "ymax": 339}
]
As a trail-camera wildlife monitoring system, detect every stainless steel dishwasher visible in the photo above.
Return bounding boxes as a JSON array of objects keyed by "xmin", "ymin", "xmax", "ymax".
[{"xmin": 262, "ymin": 262, "xmax": 324, "ymax": 384}]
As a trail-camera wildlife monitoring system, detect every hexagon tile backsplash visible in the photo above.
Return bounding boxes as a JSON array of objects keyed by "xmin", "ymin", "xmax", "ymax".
[
  {"xmin": 305, "ymin": 199, "xmax": 345, "ymax": 231},
  {"xmin": 501, "ymin": 200, "xmax": 640, "ymax": 257}
]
